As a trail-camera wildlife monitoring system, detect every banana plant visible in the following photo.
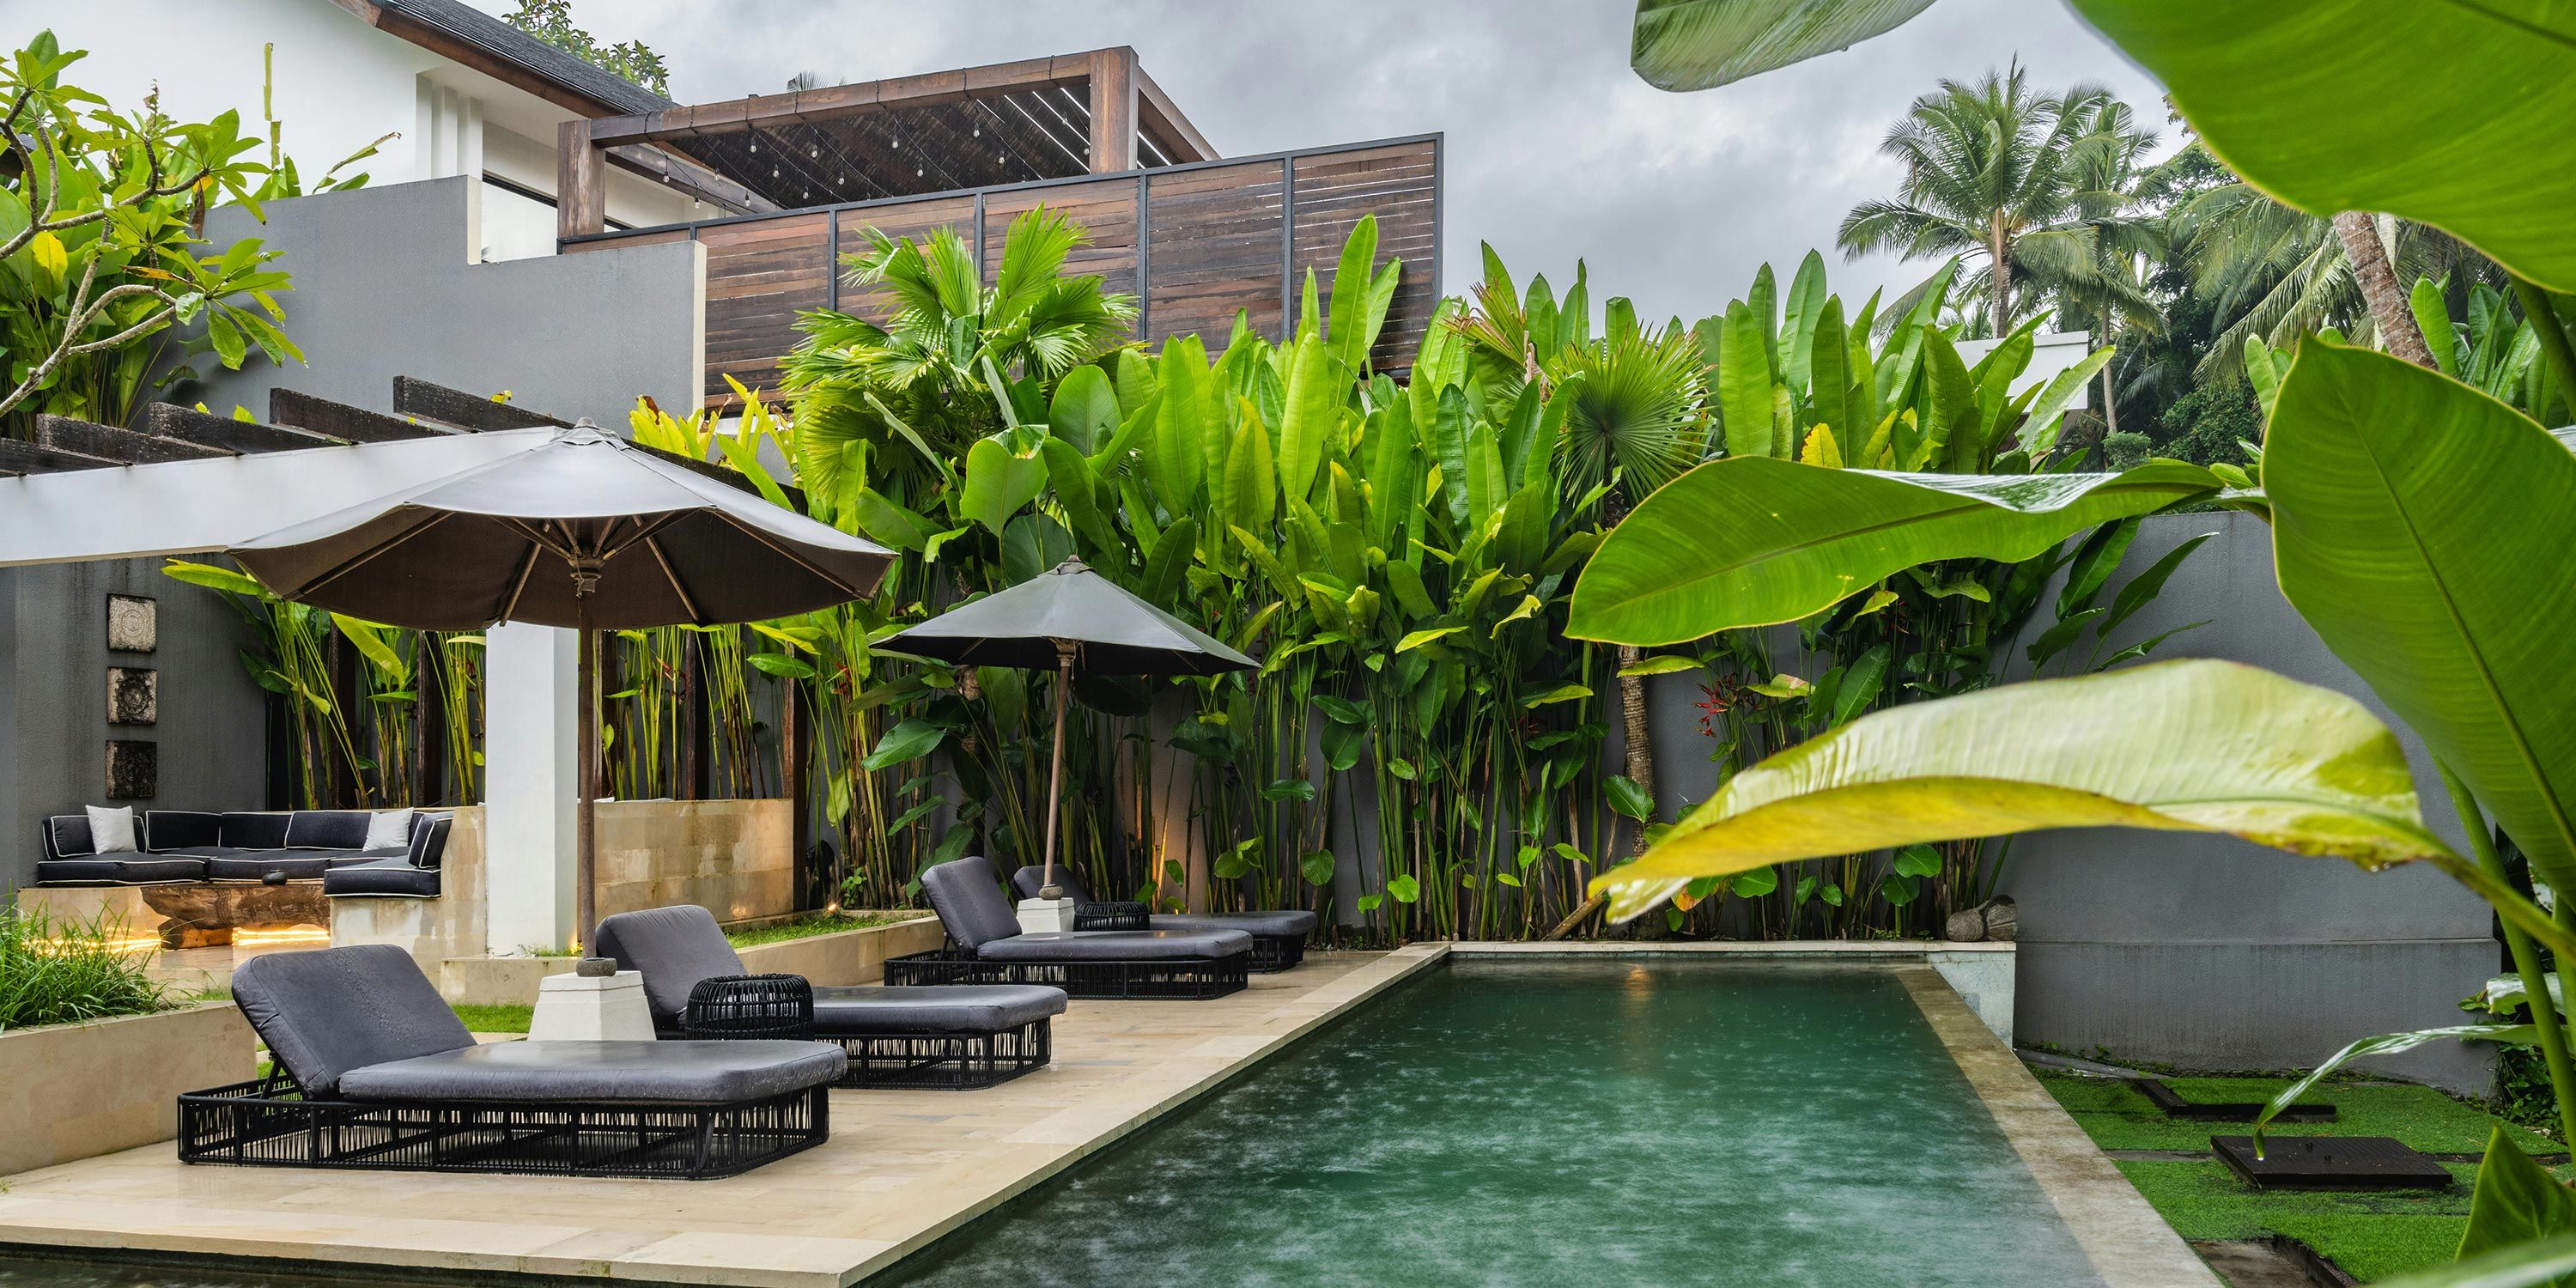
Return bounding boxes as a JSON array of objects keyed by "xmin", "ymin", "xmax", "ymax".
[{"xmin": 1612, "ymin": 3, "xmax": 2576, "ymax": 1279}]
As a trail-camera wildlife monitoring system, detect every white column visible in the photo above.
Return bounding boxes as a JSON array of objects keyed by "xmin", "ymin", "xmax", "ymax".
[{"xmin": 484, "ymin": 622, "xmax": 579, "ymax": 955}]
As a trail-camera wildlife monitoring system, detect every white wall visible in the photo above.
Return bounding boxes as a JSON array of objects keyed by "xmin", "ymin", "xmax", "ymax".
[{"xmin": 24, "ymin": 0, "xmax": 708, "ymax": 260}]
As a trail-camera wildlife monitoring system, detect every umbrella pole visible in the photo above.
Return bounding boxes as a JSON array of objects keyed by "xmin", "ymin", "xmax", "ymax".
[
  {"xmin": 1038, "ymin": 641, "xmax": 1074, "ymax": 900},
  {"xmin": 575, "ymin": 595, "xmax": 598, "ymax": 952}
]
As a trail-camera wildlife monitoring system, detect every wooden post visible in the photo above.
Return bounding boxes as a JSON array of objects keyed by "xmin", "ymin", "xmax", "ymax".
[
  {"xmin": 557, "ymin": 118, "xmax": 607, "ymax": 240},
  {"xmin": 1086, "ymin": 49, "xmax": 1135, "ymax": 173}
]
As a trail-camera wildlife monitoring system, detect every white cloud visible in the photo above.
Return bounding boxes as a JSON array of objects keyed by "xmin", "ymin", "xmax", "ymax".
[{"xmin": 481, "ymin": 0, "xmax": 2164, "ymax": 325}]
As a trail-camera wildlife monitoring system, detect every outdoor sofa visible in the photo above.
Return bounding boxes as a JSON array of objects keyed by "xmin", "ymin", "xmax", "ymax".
[
  {"xmin": 1008, "ymin": 867, "xmax": 1316, "ymax": 973},
  {"xmin": 887, "ymin": 856, "xmax": 1253, "ymax": 999},
  {"xmin": 592, "ymin": 904, "xmax": 1067, "ymax": 1090},
  {"xmin": 36, "ymin": 808, "xmax": 450, "ymax": 896},
  {"xmin": 180, "ymin": 945, "xmax": 841, "ymax": 1179}
]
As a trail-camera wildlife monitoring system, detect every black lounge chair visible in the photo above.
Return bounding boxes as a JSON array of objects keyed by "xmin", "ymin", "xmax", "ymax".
[
  {"xmin": 592, "ymin": 905, "xmax": 1067, "ymax": 1090},
  {"xmin": 180, "ymin": 945, "xmax": 841, "ymax": 1179},
  {"xmin": 886, "ymin": 856, "xmax": 1253, "ymax": 1000},
  {"xmin": 1008, "ymin": 867, "xmax": 1316, "ymax": 973}
]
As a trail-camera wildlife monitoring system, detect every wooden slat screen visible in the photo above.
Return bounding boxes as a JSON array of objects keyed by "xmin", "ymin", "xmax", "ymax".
[{"xmin": 565, "ymin": 137, "xmax": 1440, "ymax": 407}]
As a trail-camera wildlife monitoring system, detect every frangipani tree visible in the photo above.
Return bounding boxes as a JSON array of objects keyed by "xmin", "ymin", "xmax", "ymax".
[{"xmin": 1601, "ymin": 1, "xmax": 2576, "ymax": 1281}]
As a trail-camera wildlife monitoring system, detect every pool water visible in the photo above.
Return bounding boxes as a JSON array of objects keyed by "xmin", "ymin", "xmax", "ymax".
[{"xmin": 878, "ymin": 958, "xmax": 2102, "ymax": 1287}]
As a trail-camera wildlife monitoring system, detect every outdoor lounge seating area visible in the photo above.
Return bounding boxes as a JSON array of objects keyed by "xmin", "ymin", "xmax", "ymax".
[
  {"xmin": 892, "ymin": 856, "xmax": 1258, "ymax": 999},
  {"xmin": 184, "ymin": 945, "xmax": 841, "ymax": 1179},
  {"xmin": 36, "ymin": 807, "xmax": 451, "ymax": 895},
  {"xmin": 1010, "ymin": 866, "xmax": 1316, "ymax": 973},
  {"xmin": 592, "ymin": 903, "xmax": 1067, "ymax": 1089}
]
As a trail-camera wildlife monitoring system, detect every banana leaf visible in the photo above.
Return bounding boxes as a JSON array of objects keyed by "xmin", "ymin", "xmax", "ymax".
[
  {"xmin": 2267, "ymin": 343, "xmax": 2576, "ymax": 896},
  {"xmin": 2458, "ymin": 1128, "xmax": 2576, "ymax": 1288},
  {"xmin": 1631, "ymin": 0, "xmax": 1940, "ymax": 91},
  {"xmin": 2068, "ymin": 0, "xmax": 2576, "ymax": 294},
  {"xmin": 2369, "ymin": 1233, "xmax": 2576, "ymax": 1288},
  {"xmin": 1567, "ymin": 456, "xmax": 2221, "ymax": 645},
  {"xmin": 1586, "ymin": 659, "xmax": 2453, "ymax": 921}
]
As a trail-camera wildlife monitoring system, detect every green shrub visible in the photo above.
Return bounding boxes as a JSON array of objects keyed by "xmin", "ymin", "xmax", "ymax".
[{"xmin": 0, "ymin": 904, "xmax": 173, "ymax": 1030}]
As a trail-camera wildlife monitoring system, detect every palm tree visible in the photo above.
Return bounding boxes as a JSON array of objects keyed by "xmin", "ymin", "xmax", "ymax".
[
  {"xmin": 2020, "ymin": 99, "xmax": 2167, "ymax": 436},
  {"xmin": 781, "ymin": 206, "xmax": 1137, "ymax": 507},
  {"xmin": 2163, "ymin": 139, "xmax": 2484, "ymax": 378},
  {"xmin": 1838, "ymin": 63, "xmax": 2138, "ymax": 339}
]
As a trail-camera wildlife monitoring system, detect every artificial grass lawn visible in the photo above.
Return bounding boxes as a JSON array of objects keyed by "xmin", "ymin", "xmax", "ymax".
[
  {"xmin": 2039, "ymin": 1070, "xmax": 2561, "ymax": 1281},
  {"xmin": 724, "ymin": 909, "xmax": 915, "ymax": 949},
  {"xmin": 451, "ymin": 1003, "xmax": 533, "ymax": 1034}
]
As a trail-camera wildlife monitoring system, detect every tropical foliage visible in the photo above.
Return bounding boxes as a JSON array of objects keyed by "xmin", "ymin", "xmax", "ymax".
[
  {"xmin": 1613, "ymin": 1, "xmax": 2576, "ymax": 1281},
  {"xmin": 0, "ymin": 32, "xmax": 340, "ymax": 438}
]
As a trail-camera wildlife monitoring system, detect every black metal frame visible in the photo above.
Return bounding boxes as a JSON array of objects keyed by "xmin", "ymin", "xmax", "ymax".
[
  {"xmin": 177, "ymin": 1069, "xmax": 828, "ymax": 1180},
  {"xmin": 833, "ymin": 1018, "xmax": 1054, "ymax": 1090},
  {"xmin": 884, "ymin": 947, "xmax": 1247, "ymax": 999},
  {"xmin": 1072, "ymin": 900, "xmax": 1150, "ymax": 932},
  {"xmin": 1247, "ymin": 933, "xmax": 1306, "ymax": 975},
  {"xmin": 683, "ymin": 974, "xmax": 1054, "ymax": 1089}
]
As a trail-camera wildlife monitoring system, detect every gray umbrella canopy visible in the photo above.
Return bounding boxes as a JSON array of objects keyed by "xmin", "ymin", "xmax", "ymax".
[
  {"xmin": 885, "ymin": 559, "xmax": 1251, "ymax": 898},
  {"xmin": 883, "ymin": 560, "xmax": 1254, "ymax": 676},
  {"xmin": 230, "ymin": 422, "xmax": 893, "ymax": 948},
  {"xmin": 230, "ymin": 423, "xmax": 893, "ymax": 631}
]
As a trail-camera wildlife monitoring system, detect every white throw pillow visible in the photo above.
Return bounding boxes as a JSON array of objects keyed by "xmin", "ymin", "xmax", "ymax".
[
  {"xmin": 364, "ymin": 808, "xmax": 416, "ymax": 850},
  {"xmin": 85, "ymin": 805, "xmax": 138, "ymax": 854}
]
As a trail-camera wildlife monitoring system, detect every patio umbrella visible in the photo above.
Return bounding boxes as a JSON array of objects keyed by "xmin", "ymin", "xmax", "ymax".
[
  {"xmin": 229, "ymin": 422, "xmax": 894, "ymax": 945},
  {"xmin": 883, "ymin": 558, "xmax": 1254, "ymax": 897}
]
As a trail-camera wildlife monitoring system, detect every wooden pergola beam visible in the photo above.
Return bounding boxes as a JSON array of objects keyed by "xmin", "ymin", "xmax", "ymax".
[
  {"xmin": 586, "ymin": 52, "xmax": 1098, "ymax": 145},
  {"xmin": 1134, "ymin": 64, "xmax": 1214, "ymax": 164},
  {"xmin": 1087, "ymin": 49, "xmax": 1134, "ymax": 173},
  {"xmin": 605, "ymin": 143, "xmax": 779, "ymax": 216}
]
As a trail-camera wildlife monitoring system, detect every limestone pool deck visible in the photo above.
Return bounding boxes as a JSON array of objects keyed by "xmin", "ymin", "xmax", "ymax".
[{"xmin": 0, "ymin": 941, "xmax": 2210, "ymax": 1288}]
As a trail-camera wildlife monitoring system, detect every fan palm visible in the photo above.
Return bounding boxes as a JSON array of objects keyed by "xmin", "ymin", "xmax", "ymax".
[
  {"xmin": 1838, "ymin": 63, "xmax": 2136, "ymax": 338},
  {"xmin": 782, "ymin": 206, "xmax": 1137, "ymax": 508}
]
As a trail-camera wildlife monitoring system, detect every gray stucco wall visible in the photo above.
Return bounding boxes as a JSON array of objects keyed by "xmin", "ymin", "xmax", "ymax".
[
  {"xmin": 1641, "ymin": 509, "xmax": 2498, "ymax": 1091},
  {"xmin": 175, "ymin": 176, "xmax": 703, "ymax": 426},
  {"xmin": 0, "ymin": 560, "xmax": 266, "ymax": 896}
]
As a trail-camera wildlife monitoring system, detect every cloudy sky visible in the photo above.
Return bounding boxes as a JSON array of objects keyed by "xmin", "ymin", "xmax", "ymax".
[{"xmin": 465, "ymin": 0, "xmax": 2166, "ymax": 325}]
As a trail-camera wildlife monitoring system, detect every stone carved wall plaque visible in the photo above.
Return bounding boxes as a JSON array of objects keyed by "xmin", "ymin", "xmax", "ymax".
[
  {"xmin": 106, "ymin": 739, "xmax": 158, "ymax": 799},
  {"xmin": 107, "ymin": 667, "xmax": 157, "ymax": 725},
  {"xmin": 106, "ymin": 594, "xmax": 157, "ymax": 653}
]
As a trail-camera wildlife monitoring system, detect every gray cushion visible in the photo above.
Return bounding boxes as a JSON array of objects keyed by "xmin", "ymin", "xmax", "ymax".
[
  {"xmin": 978, "ymin": 928, "xmax": 1251, "ymax": 962},
  {"xmin": 42, "ymin": 816, "xmax": 94, "ymax": 860},
  {"xmin": 920, "ymin": 856, "xmax": 1024, "ymax": 950},
  {"xmin": 286, "ymin": 810, "xmax": 372, "ymax": 851},
  {"xmin": 324, "ymin": 856, "xmax": 440, "ymax": 898},
  {"xmin": 407, "ymin": 813, "xmax": 453, "ymax": 870},
  {"xmin": 34, "ymin": 855, "xmax": 207, "ymax": 884},
  {"xmin": 230, "ymin": 945, "xmax": 476, "ymax": 1097},
  {"xmin": 207, "ymin": 850, "xmax": 335, "ymax": 881},
  {"xmin": 1151, "ymin": 910, "xmax": 1321, "ymax": 938},
  {"xmin": 221, "ymin": 812, "xmax": 291, "ymax": 849},
  {"xmin": 592, "ymin": 904, "xmax": 748, "ymax": 1024},
  {"xmin": 811, "ymin": 984, "xmax": 1066, "ymax": 1036},
  {"xmin": 337, "ymin": 1039, "xmax": 845, "ymax": 1104}
]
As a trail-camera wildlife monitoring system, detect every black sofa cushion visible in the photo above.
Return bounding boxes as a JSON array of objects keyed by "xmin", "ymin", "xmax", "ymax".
[
  {"xmin": 324, "ymin": 856, "xmax": 441, "ymax": 898},
  {"xmin": 920, "ymin": 856, "xmax": 1027, "ymax": 950},
  {"xmin": 220, "ymin": 812, "xmax": 290, "ymax": 850},
  {"xmin": 41, "ymin": 815, "xmax": 94, "ymax": 860},
  {"xmin": 285, "ymin": 811, "xmax": 372, "ymax": 851},
  {"xmin": 34, "ymin": 855, "xmax": 209, "ymax": 885},
  {"xmin": 592, "ymin": 904, "xmax": 750, "ymax": 1026},
  {"xmin": 337, "ymin": 1038, "xmax": 845, "ymax": 1105},
  {"xmin": 979, "ymin": 928, "xmax": 1252, "ymax": 962},
  {"xmin": 406, "ymin": 813, "xmax": 453, "ymax": 870},
  {"xmin": 228, "ymin": 945, "xmax": 478, "ymax": 1097},
  {"xmin": 144, "ymin": 811, "xmax": 223, "ymax": 853}
]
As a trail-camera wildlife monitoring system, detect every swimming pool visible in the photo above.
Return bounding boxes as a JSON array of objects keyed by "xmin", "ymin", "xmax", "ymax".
[{"xmin": 875, "ymin": 957, "xmax": 2105, "ymax": 1287}]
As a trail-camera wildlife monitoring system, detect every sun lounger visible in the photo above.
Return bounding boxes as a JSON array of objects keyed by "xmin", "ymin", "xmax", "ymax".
[
  {"xmin": 179, "ymin": 945, "xmax": 840, "ymax": 1179},
  {"xmin": 886, "ymin": 856, "xmax": 1251, "ymax": 999},
  {"xmin": 1008, "ymin": 867, "xmax": 1317, "ymax": 972},
  {"xmin": 591, "ymin": 905, "xmax": 1066, "ymax": 1090}
]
